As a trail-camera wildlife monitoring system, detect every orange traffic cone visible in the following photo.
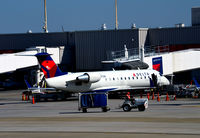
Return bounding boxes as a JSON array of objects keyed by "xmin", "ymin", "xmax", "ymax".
[
  {"xmin": 157, "ymin": 92, "xmax": 160, "ymax": 102},
  {"xmin": 147, "ymin": 93, "xmax": 149, "ymax": 100},
  {"xmin": 166, "ymin": 93, "xmax": 170, "ymax": 101},
  {"xmin": 32, "ymin": 95, "xmax": 35, "ymax": 104},
  {"xmin": 152, "ymin": 92, "xmax": 154, "ymax": 100},
  {"xmin": 22, "ymin": 93, "xmax": 25, "ymax": 101}
]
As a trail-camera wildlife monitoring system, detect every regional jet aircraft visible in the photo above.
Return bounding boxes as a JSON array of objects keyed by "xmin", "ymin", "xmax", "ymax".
[{"xmin": 34, "ymin": 53, "xmax": 169, "ymax": 93}]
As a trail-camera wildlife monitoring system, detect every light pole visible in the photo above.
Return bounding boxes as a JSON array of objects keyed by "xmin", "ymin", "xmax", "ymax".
[
  {"xmin": 43, "ymin": 0, "xmax": 48, "ymax": 33},
  {"xmin": 115, "ymin": 0, "xmax": 118, "ymax": 30}
]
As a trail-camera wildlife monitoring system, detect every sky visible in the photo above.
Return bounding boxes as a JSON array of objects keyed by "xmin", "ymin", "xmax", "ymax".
[{"xmin": 0, "ymin": 0, "xmax": 199, "ymax": 34}]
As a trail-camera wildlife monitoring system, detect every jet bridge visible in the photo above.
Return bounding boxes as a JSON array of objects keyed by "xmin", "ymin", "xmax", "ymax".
[
  {"xmin": 144, "ymin": 49, "xmax": 200, "ymax": 75},
  {"xmin": 0, "ymin": 47, "xmax": 63, "ymax": 88},
  {"xmin": 0, "ymin": 47, "xmax": 62, "ymax": 74},
  {"xmin": 0, "ymin": 50, "xmax": 38, "ymax": 74}
]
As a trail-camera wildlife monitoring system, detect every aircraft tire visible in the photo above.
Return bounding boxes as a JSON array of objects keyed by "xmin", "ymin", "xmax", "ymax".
[
  {"xmin": 102, "ymin": 107, "xmax": 108, "ymax": 112},
  {"xmin": 82, "ymin": 108, "xmax": 87, "ymax": 113}
]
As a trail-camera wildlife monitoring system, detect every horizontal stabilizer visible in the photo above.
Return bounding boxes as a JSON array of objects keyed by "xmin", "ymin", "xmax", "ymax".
[{"xmin": 24, "ymin": 79, "xmax": 56, "ymax": 93}]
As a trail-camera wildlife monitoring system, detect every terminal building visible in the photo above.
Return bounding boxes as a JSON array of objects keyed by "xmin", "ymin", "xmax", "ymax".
[{"xmin": 1, "ymin": 7, "xmax": 200, "ymax": 87}]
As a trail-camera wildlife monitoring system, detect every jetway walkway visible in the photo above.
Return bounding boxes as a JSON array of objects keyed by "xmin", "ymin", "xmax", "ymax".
[
  {"xmin": 144, "ymin": 48, "xmax": 200, "ymax": 75},
  {"xmin": 105, "ymin": 46, "xmax": 200, "ymax": 76},
  {"xmin": 0, "ymin": 50, "xmax": 38, "ymax": 74},
  {"xmin": 0, "ymin": 47, "xmax": 62, "ymax": 74}
]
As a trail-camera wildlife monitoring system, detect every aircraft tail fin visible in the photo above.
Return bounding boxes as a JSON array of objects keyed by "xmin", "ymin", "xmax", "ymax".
[
  {"xmin": 24, "ymin": 79, "xmax": 32, "ymax": 89},
  {"xmin": 35, "ymin": 53, "xmax": 64, "ymax": 78},
  {"xmin": 193, "ymin": 77, "xmax": 200, "ymax": 88}
]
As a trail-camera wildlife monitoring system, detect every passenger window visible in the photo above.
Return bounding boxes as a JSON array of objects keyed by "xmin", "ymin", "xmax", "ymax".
[
  {"xmin": 121, "ymin": 77, "xmax": 123, "ymax": 80},
  {"xmin": 113, "ymin": 78, "xmax": 115, "ymax": 81},
  {"xmin": 132, "ymin": 77, "xmax": 134, "ymax": 80},
  {"xmin": 128, "ymin": 77, "xmax": 130, "ymax": 80},
  {"xmin": 124, "ymin": 77, "xmax": 126, "ymax": 80}
]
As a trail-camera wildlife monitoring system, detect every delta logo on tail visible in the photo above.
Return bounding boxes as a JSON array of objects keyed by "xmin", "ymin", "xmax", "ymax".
[
  {"xmin": 152, "ymin": 57, "xmax": 163, "ymax": 75},
  {"xmin": 35, "ymin": 53, "xmax": 64, "ymax": 78}
]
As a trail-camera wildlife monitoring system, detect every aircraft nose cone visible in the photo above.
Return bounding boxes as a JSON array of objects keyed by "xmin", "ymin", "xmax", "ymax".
[
  {"xmin": 166, "ymin": 79, "xmax": 170, "ymax": 85},
  {"xmin": 159, "ymin": 76, "xmax": 170, "ymax": 86}
]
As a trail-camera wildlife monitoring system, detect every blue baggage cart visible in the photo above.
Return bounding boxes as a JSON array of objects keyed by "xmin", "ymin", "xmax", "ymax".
[{"xmin": 78, "ymin": 92, "xmax": 109, "ymax": 113}]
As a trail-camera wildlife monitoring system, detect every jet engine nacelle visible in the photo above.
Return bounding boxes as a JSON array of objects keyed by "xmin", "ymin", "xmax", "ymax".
[{"xmin": 76, "ymin": 73, "xmax": 101, "ymax": 83}]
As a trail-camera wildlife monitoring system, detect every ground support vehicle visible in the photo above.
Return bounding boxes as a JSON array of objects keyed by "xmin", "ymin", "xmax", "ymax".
[{"xmin": 121, "ymin": 98, "xmax": 148, "ymax": 112}]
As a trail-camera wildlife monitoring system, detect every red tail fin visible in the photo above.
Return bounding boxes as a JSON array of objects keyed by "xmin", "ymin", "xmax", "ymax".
[{"xmin": 35, "ymin": 53, "xmax": 64, "ymax": 78}]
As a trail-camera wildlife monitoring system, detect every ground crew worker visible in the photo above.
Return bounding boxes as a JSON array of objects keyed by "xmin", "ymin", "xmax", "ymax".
[{"xmin": 126, "ymin": 92, "xmax": 131, "ymax": 100}]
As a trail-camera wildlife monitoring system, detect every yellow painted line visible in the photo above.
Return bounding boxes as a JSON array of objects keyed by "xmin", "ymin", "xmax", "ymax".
[{"xmin": 181, "ymin": 105, "xmax": 200, "ymax": 108}]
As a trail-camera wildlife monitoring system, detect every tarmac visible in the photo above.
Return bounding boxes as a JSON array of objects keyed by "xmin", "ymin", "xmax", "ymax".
[{"xmin": 0, "ymin": 90, "xmax": 200, "ymax": 138}]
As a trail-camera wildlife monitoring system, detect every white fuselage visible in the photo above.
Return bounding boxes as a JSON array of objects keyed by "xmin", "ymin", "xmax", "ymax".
[{"xmin": 45, "ymin": 69, "xmax": 169, "ymax": 93}]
